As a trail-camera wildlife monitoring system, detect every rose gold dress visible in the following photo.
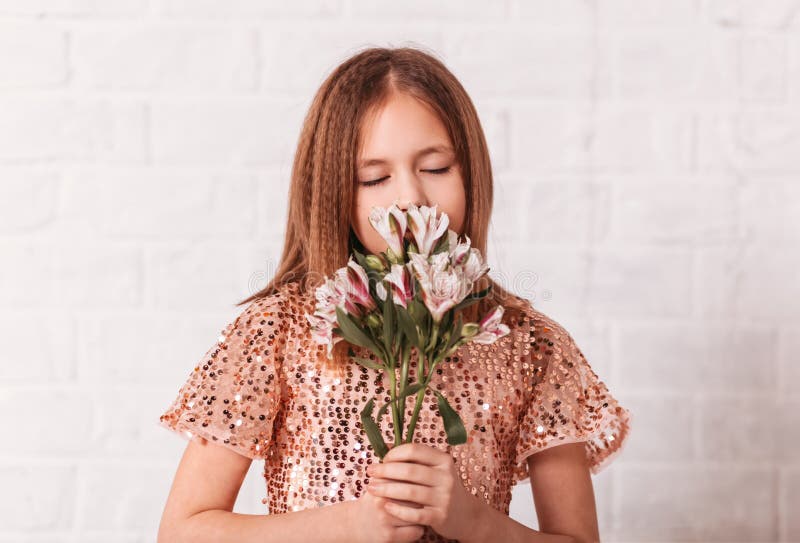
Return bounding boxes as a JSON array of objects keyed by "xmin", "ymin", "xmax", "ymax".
[{"xmin": 159, "ymin": 281, "xmax": 632, "ymax": 542}]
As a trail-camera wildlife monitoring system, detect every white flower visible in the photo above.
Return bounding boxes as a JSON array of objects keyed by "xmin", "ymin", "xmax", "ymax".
[
  {"xmin": 470, "ymin": 306, "xmax": 511, "ymax": 344},
  {"xmin": 383, "ymin": 264, "xmax": 414, "ymax": 309},
  {"xmin": 409, "ymin": 252, "xmax": 471, "ymax": 323},
  {"xmin": 368, "ymin": 203, "xmax": 408, "ymax": 261},
  {"xmin": 407, "ymin": 203, "xmax": 449, "ymax": 257}
]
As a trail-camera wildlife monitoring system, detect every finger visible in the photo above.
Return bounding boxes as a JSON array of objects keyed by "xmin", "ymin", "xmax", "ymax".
[
  {"xmin": 376, "ymin": 497, "xmax": 422, "ymax": 527},
  {"xmin": 383, "ymin": 499, "xmax": 430, "ymax": 525},
  {"xmin": 368, "ymin": 481, "xmax": 436, "ymax": 507},
  {"xmin": 383, "ymin": 442, "xmax": 446, "ymax": 466},
  {"xmin": 392, "ymin": 524, "xmax": 426, "ymax": 542},
  {"xmin": 368, "ymin": 462, "xmax": 442, "ymax": 487}
]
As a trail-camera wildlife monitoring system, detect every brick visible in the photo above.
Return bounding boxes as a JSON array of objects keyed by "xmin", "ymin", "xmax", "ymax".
[
  {"xmin": 0, "ymin": 0, "xmax": 145, "ymax": 16},
  {"xmin": 697, "ymin": 112, "xmax": 800, "ymax": 173},
  {"xmin": 349, "ymin": 0, "xmax": 506, "ymax": 20},
  {"xmin": 617, "ymin": 466, "xmax": 775, "ymax": 541},
  {"xmin": 778, "ymin": 327, "xmax": 800, "ymax": 398},
  {"xmin": 598, "ymin": 0, "xmax": 698, "ymax": 27},
  {"xmin": 617, "ymin": 32, "xmax": 739, "ymax": 102},
  {"xmin": 511, "ymin": 105, "xmax": 693, "ymax": 173},
  {"xmin": 586, "ymin": 246, "xmax": 692, "ymax": 318},
  {"xmin": 0, "ymin": 23, "xmax": 67, "ymax": 88},
  {"xmin": 148, "ymin": 243, "xmax": 252, "ymax": 310},
  {"xmin": 72, "ymin": 27, "xmax": 257, "ymax": 91},
  {"xmin": 782, "ymin": 468, "xmax": 800, "ymax": 541},
  {"xmin": 500, "ymin": 244, "xmax": 591, "ymax": 318},
  {"xmin": 158, "ymin": 0, "xmax": 341, "ymax": 18},
  {"xmin": 617, "ymin": 322, "xmax": 706, "ymax": 391},
  {"xmin": 740, "ymin": 178, "xmax": 800, "ymax": 242},
  {"xmin": 0, "ymin": 465, "xmax": 76, "ymax": 530},
  {"xmin": 0, "ymin": 170, "xmax": 59, "ymax": 232},
  {"xmin": 741, "ymin": 36, "xmax": 788, "ymax": 103},
  {"xmin": 610, "ymin": 180, "xmax": 738, "ymax": 243},
  {"xmin": 86, "ymin": 168, "xmax": 259, "ymax": 239},
  {"xmin": 150, "ymin": 99, "xmax": 300, "ymax": 166},
  {"xmin": 0, "ymin": 99, "xmax": 146, "ymax": 163},
  {"xmin": 0, "ymin": 388, "xmax": 92, "ymax": 454},
  {"xmin": 448, "ymin": 32, "xmax": 595, "ymax": 98},
  {"xmin": 618, "ymin": 392, "xmax": 693, "ymax": 463},
  {"xmin": 0, "ymin": 311, "xmax": 76, "ymax": 381},
  {"xmin": 259, "ymin": 29, "xmax": 442, "ymax": 93},
  {"xmin": 696, "ymin": 246, "xmax": 800, "ymax": 320}
]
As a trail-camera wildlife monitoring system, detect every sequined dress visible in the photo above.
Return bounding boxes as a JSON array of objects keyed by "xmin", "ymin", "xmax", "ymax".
[{"xmin": 159, "ymin": 281, "xmax": 632, "ymax": 542}]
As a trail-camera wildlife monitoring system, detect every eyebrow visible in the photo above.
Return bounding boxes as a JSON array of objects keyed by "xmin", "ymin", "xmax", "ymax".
[{"xmin": 357, "ymin": 145, "xmax": 454, "ymax": 168}]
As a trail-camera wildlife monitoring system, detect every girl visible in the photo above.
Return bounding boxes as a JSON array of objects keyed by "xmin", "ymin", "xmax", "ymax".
[{"xmin": 157, "ymin": 46, "xmax": 631, "ymax": 543}]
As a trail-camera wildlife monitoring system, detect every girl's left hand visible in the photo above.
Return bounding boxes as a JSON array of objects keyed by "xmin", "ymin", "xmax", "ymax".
[{"xmin": 365, "ymin": 443, "xmax": 485, "ymax": 541}]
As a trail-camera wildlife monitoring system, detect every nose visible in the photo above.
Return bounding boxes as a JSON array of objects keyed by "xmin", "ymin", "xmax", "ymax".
[{"xmin": 395, "ymin": 171, "xmax": 429, "ymax": 211}]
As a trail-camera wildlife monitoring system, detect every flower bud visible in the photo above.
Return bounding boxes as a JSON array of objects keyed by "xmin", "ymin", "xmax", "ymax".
[
  {"xmin": 365, "ymin": 313, "xmax": 381, "ymax": 328},
  {"xmin": 386, "ymin": 247, "xmax": 402, "ymax": 265},
  {"xmin": 365, "ymin": 254, "xmax": 385, "ymax": 272},
  {"xmin": 461, "ymin": 323, "xmax": 480, "ymax": 338}
]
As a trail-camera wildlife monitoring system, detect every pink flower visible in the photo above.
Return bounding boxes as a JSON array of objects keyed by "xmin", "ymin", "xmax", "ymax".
[
  {"xmin": 409, "ymin": 252, "xmax": 471, "ymax": 323},
  {"xmin": 469, "ymin": 306, "xmax": 510, "ymax": 344},
  {"xmin": 368, "ymin": 203, "xmax": 408, "ymax": 262},
  {"xmin": 342, "ymin": 257, "xmax": 376, "ymax": 316},
  {"xmin": 304, "ymin": 310, "xmax": 343, "ymax": 358},
  {"xmin": 407, "ymin": 204, "xmax": 449, "ymax": 257},
  {"xmin": 383, "ymin": 264, "xmax": 414, "ymax": 308},
  {"xmin": 448, "ymin": 232, "xmax": 489, "ymax": 283}
]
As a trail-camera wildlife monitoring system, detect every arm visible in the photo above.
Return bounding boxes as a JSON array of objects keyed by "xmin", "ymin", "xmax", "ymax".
[
  {"xmin": 171, "ymin": 500, "xmax": 357, "ymax": 543},
  {"xmin": 467, "ymin": 442, "xmax": 598, "ymax": 543},
  {"xmin": 157, "ymin": 437, "xmax": 357, "ymax": 543}
]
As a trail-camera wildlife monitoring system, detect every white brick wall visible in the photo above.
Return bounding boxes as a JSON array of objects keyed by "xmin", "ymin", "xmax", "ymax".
[{"xmin": 0, "ymin": 1, "xmax": 797, "ymax": 541}]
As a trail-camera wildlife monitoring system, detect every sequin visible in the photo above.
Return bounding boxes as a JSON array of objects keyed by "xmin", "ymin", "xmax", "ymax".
[{"xmin": 159, "ymin": 281, "xmax": 632, "ymax": 542}]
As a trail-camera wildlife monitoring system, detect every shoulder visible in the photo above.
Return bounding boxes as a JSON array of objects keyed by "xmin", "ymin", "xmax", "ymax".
[
  {"xmin": 513, "ymin": 297, "xmax": 577, "ymax": 347},
  {"xmin": 242, "ymin": 281, "xmax": 308, "ymax": 319},
  {"xmin": 226, "ymin": 282, "xmax": 310, "ymax": 345}
]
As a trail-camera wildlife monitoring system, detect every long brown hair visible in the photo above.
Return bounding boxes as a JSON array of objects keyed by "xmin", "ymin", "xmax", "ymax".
[{"xmin": 236, "ymin": 45, "xmax": 531, "ymax": 371}]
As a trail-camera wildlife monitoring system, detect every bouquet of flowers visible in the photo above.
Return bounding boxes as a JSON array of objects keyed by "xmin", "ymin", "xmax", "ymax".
[{"xmin": 304, "ymin": 203, "xmax": 510, "ymax": 460}]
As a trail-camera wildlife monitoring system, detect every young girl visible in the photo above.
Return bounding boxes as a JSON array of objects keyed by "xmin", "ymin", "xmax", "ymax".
[{"xmin": 157, "ymin": 47, "xmax": 631, "ymax": 543}]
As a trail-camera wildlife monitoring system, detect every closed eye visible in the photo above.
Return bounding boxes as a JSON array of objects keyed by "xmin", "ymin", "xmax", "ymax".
[{"xmin": 359, "ymin": 166, "xmax": 452, "ymax": 188}]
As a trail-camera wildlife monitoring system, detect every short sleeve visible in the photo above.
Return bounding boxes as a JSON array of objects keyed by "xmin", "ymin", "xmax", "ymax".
[
  {"xmin": 158, "ymin": 294, "xmax": 287, "ymax": 460},
  {"xmin": 513, "ymin": 313, "xmax": 632, "ymax": 482}
]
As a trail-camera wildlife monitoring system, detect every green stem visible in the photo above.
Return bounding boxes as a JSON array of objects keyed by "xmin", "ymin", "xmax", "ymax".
[
  {"xmin": 387, "ymin": 366, "xmax": 402, "ymax": 447},
  {"xmin": 404, "ymin": 351, "xmax": 433, "ymax": 443},
  {"xmin": 398, "ymin": 344, "xmax": 410, "ymax": 440}
]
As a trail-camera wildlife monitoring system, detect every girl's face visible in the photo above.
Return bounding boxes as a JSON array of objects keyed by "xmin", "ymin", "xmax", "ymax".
[{"xmin": 352, "ymin": 92, "xmax": 467, "ymax": 255}]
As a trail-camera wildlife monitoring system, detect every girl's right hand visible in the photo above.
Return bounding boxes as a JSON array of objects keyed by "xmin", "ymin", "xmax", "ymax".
[{"xmin": 348, "ymin": 482, "xmax": 427, "ymax": 543}]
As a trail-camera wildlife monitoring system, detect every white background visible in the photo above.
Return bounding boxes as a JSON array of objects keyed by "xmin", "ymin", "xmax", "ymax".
[{"xmin": 0, "ymin": 1, "xmax": 798, "ymax": 541}]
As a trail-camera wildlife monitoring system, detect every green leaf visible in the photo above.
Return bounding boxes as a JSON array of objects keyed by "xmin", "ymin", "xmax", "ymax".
[
  {"xmin": 360, "ymin": 398, "xmax": 389, "ymax": 459},
  {"xmin": 452, "ymin": 285, "xmax": 493, "ymax": 313},
  {"xmin": 352, "ymin": 248, "xmax": 369, "ymax": 270},
  {"xmin": 432, "ymin": 232, "xmax": 449, "ymax": 254},
  {"xmin": 382, "ymin": 294, "xmax": 395, "ymax": 354},
  {"xmin": 433, "ymin": 390, "xmax": 467, "ymax": 446},
  {"xmin": 395, "ymin": 305, "xmax": 420, "ymax": 348},
  {"xmin": 352, "ymin": 356, "xmax": 385, "ymax": 371},
  {"xmin": 442, "ymin": 314, "xmax": 463, "ymax": 354},
  {"xmin": 335, "ymin": 306, "xmax": 380, "ymax": 354}
]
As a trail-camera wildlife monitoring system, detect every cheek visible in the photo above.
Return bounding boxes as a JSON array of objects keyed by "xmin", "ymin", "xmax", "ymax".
[{"xmin": 429, "ymin": 178, "xmax": 466, "ymax": 234}]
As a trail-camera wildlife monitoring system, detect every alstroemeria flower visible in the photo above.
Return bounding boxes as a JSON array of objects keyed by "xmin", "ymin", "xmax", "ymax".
[
  {"xmin": 407, "ymin": 203, "xmax": 449, "ymax": 258},
  {"xmin": 342, "ymin": 257, "xmax": 376, "ymax": 316},
  {"xmin": 368, "ymin": 203, "xmax": 408, "ymax": 262},
  {"xmin": 448, "ymin": 231, "xmax": 489, "ymax": 283},
  {"xmin": 383, "ymin": 263, "xmax": 414, "ymax": 308},
  {"xmin": 305, "ymin": 310, "xmax": 343, "ymax": 358},
  {"xmin": 469, "ymin": 305, "xmax": 510, "ymax": 344},
  {"xmin": 409, "ymin": 252, "xmax": 471, "ymax": 323}
]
